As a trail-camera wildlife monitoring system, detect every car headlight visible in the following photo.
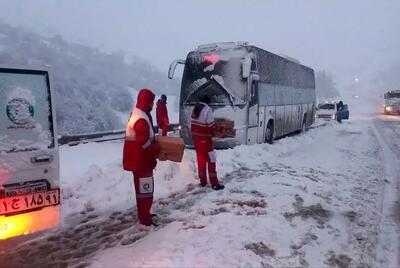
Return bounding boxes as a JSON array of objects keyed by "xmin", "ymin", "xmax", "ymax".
[
  {"xmin": 385, "ymin": 106, "xmax": 393, "ymax": 112},
  {"xmin": 331, "ymin": 113, "xmax": 336, "ymax": 119}
]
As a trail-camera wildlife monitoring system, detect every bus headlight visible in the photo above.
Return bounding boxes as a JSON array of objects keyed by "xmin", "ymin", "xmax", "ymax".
[{"xmin": 385, "ymin": 106, "xmax": 393, "ymax": 112}]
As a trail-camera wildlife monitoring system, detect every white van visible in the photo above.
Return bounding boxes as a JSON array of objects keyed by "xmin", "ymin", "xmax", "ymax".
[
  {"xmin": 315, "ymin": 102, "xmax": 337, "ymax": 121},
  {"xmin": 0, "ymin": 67, "xmax": 60, "ymax": 240}
]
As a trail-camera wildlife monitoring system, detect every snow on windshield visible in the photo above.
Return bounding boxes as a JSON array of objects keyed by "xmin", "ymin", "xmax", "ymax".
[
  {"xmin": 211, "ymin": 75, "xmax": 237, "ymax": 105},
  {"xmin": 0, "ymin": 72, "xmax": 54, "ymax": 153},
  {"xmin": 318, "ymin": 103, "xmax": 335, "ymax": 110},
  {"xmin": 7, "ymin": 86, "xmax": 37, "ymax": 105},
  {"xmin": 182, "ymin": 47, "xmax": 248, "ymax": 105}
]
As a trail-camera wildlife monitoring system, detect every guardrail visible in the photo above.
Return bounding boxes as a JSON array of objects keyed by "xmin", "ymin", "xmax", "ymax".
[{"xmin": 58, "ymin": 123, "xmax": 180, "ymax": 146}]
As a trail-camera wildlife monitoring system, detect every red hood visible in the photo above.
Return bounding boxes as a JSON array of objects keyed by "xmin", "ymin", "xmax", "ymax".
[{"xmin": 136, "ymin": 88, "xmax": 155, "ymax": 113}]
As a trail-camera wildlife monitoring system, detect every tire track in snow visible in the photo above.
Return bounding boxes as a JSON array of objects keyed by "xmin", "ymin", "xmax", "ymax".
[
  {"xmin": 372, "ymin": 118, "xmax": 400, "ymax": 267},
  {"xmin": 0, "ymin": 167, "xmax": 256, "ymax": 268}
]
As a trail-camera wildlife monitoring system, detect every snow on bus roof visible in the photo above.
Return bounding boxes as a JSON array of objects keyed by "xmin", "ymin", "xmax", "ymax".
[{"xmin": 197, "ymin": 42, "xmax": 248, "ymax": 51}]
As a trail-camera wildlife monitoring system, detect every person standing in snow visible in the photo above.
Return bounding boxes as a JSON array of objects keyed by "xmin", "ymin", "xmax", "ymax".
[
  {"xmin": 336, "ymin": 101, "xmax": 344, "ymax": 123},
  {"xmin": 123, "ymin": 88, "xmax": 160, "ymax": 227},
  {"xmin": 156, "ymin": 94, "xmax": 169, "ymax": 136},
  {"xmin": 336, "ymin": 101, "xmax": 344, "ymax": 111},
  {"xmin": 191, "ymin": 95, "xmax": 225, "ymax": 191}
]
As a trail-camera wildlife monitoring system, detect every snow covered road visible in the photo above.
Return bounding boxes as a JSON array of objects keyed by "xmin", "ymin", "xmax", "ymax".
[
  {"xmin": 0, "ymin": 115, "xmax": 399, "ymax": 268},
  {"xmin": 372, "ymin": 115, "xmax": 400, "ymax": 267}
]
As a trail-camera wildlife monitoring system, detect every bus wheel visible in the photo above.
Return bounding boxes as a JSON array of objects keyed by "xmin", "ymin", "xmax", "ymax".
[{"xmin": 265, "ymin": 121, "xmax": 274, "ymax": 144}]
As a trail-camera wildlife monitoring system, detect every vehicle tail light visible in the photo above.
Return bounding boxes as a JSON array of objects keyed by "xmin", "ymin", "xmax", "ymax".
[
  {"xmin": 0, "ymin": 206, "xmax": 59, "ymax": 240},
  {"xmin": 203, "ymin": 54, "xmax": 220, "ymax": 64}
]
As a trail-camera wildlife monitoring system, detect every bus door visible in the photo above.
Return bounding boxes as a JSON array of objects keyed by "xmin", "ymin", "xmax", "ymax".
[
  {"xmin": 256, "ymin": 82, "xmax": 266, "ymax": 143},
  {"xmin": 247, "ymin": 81, "xmax": 259, "ymax": 144},
  {"xmin": 257, "ymin": 105, "xmax": 266, "ymax": 144},
  {"xmin": 0, "ymin": 68, "xmax": 60, "ymax": 240}
]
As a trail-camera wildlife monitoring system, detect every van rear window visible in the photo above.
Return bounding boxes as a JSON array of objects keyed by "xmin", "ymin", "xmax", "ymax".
[{"xmin": 0, "ymin": 71, "xmax": 54, "ymax": 153}]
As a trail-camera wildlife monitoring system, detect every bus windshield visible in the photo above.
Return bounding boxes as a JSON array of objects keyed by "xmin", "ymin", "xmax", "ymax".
[
  {"xmin": 181, "ymin": 48, "xmax": 248, "ymax": 106},
  {"xmin": 318, "ymin": 103, "xmax": 335, "ymax": 110},
  {"xmin": 385, "ymin": 92, "xmax": 400, "ymax": 99}
]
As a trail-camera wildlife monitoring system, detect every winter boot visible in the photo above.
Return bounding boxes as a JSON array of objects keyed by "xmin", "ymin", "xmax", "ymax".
[
  {"xmin": 147, "ymin": 219, "xmax": 159, "ymax": 227},
  {"xmin": 212, "ymin": 184, "xmax": 225, "ymax": 191}
]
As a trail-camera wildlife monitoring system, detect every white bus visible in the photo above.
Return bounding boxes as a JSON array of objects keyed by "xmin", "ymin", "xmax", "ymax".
[
  {"xmin": 168, "ymin": 42, "xmax": 316, "ymax": 148},
  {"xmin": 0, "ymin": 67, "xmax": 60, "ymax": 240}
]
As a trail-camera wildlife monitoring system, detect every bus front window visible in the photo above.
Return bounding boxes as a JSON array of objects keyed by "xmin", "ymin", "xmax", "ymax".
[
  {"xmin": 385, "ymin": 92, "xmax": 400, "ymax": 99},
  {"xmin": 181, "ymin": 48, "xmax": 248, "ymax": 106},
  {"xmin": 185, "ymin": 78, "xmax": 234, "ymax": 105}
]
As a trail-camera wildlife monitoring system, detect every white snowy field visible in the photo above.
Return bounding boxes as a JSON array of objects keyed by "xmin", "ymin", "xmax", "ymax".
[
  {"xmin": 58, "ymin": 111, "xmax": 399, "ymax": 266},
  {"xmin": 1, "ymin": 97, "xmax": 399, "ymax": 268},
  {"xmin": 87, "ymin": 120, "xmax": 398, "ymax": 268}
]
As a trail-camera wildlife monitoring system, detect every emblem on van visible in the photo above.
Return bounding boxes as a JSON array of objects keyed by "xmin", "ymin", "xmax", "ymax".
[{"xmin": 6, "ymin": 98, "xmax": 34, "ymax": 125}]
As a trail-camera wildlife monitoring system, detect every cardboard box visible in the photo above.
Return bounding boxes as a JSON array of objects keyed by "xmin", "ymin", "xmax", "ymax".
[
  {"xmin": 215, "ymin": 118, "xmax": 234, "ymax": 129},
  {"xmin": 215, "ymin": 128, "xmax": 236, "ymax": 138},
  {"xmin": 214, "ymin": 118, "xmax": 236, "ymax": 138},
  {"xmin": 156, "ymin": 136, "xmax": 185, "ymax": 162}
]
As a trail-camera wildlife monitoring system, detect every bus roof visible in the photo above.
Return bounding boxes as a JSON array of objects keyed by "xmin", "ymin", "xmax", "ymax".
[
  {"xmin": 190, "ymin": 42, "xmax": 315, "ymax": 89},
  {"xmin": 197, "ymin": 42, "xmax": 248, "ymax": 51},
  {"xmin": 193, "ymin": 42, "xmax": 313, "ymax": 70}
]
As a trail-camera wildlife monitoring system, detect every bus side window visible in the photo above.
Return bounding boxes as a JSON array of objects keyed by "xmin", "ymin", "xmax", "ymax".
[{"xmin": 250, "ymin": 82, "xmax": 258, "ymax": 106}]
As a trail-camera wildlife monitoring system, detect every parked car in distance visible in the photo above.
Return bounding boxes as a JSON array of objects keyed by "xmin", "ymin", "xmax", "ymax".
[
  {"xmin": 315, "ymin": 103, "xmax": 337, "ymax": 121},
  {"xmin": 316, "ymin": 102, "xmax": 350, "ymax": 122}
]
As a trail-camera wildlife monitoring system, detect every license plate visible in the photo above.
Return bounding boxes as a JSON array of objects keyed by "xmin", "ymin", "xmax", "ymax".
[{"xmin": 0, "ymin": 189, "xmax": 60, "ymax": 216}]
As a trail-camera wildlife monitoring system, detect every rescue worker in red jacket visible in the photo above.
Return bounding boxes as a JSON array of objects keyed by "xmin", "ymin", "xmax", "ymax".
[
  {"xmin": 191, "ymin": 95, "xmax": 225, "ymax": 190},
  {"xmin": 123, "ymin": 88, "xmax": 160, "ymax": 226},
  {"xmin": 156, "ymin": 94, "xmax": 169, "ymax": 136}
]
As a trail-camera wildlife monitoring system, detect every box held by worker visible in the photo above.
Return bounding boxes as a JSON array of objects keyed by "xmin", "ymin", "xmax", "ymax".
[
  {"xmin": 156, "ymin": 136, "xmax": 185, "ymax": 162},
  {"xmin": 214, "ymin": 118, "xmax": 236, "ymax": 138}
]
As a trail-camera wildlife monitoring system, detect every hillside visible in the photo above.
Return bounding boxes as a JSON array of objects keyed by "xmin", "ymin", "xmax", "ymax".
[{"xmin": 0, "ymin": 22, "xmax": 179, "ymax": 134}]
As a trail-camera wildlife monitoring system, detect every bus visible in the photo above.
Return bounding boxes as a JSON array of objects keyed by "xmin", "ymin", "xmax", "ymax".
[
  {"xmin": 168, "ymin": 42, "xmax": 316, "ymax": 148},
  {"xmin": 383, "ymin": 90, "xmax": 400, "ymax": 115},
  {"xmin": 0, "ymin": 67, "xmax": 60, "ymax": 240}
]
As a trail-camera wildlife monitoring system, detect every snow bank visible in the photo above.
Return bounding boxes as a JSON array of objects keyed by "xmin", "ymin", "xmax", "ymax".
[
  {"xmin": 90, "ymin": 116, "xmax": 385, "ymax": 267},
  {"xmin": 59, "ymin": 95, "xmax": 396, "ymax": 267}
]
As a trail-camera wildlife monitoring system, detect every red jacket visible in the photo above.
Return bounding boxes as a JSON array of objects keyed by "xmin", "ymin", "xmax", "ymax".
[
  {"xmin": 123, "ymin": 89, "xmax": 160, "ymax": 172},
  {"xmin": 156, "ymin": 99, "xmax": 169, "ymax": 136}
]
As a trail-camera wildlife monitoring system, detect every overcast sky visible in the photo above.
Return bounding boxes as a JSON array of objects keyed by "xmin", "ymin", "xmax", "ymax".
[{"xmin": 0, "ymin": 0, "xmax": 399, "ymax": 87}]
